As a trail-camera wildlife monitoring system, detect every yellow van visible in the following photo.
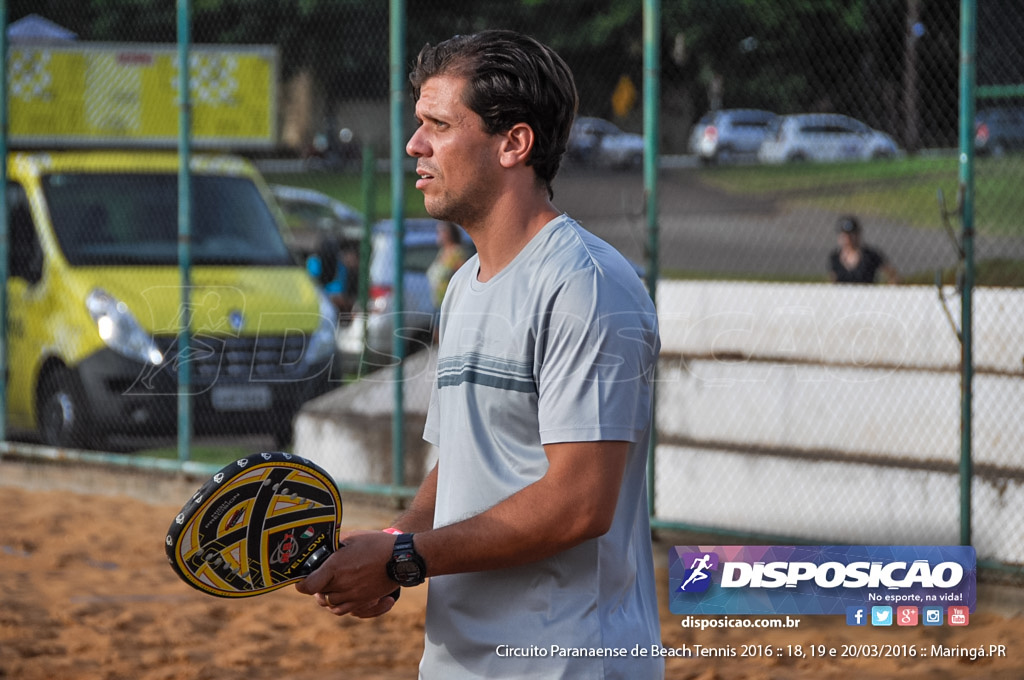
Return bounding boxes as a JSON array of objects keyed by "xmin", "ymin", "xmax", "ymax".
[{"xmin": 5, "ymin": 151, "xmax": 337, "ymax": 450}]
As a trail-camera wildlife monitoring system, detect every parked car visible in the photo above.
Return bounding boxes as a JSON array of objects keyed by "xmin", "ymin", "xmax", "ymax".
[
  {"xmin": 567, "ymin": 116, "xmax": 644, "ymax": 169},
  {"xmin": 688, "ymin": 108, "xmax": 777, "ymax": 164},
  {"xmin": 335, "ymin": 219, "xmax": 474, "ymax": 374},
  {"xmin": 974, "ymin": 106, "xmax": 1024, "ymax": 156},
  {"xmin": 269, "ymin": 184, "xmax": 364, "ymax": 260},
  {"xmin": 758, "ymin": 113, "xmax": 901, "ymax": 164}
]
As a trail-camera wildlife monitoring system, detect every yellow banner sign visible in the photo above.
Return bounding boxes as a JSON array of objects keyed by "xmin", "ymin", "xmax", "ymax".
[{"xmin": 9, "ymin": 43, "xmax": 277, "ymax": 148}]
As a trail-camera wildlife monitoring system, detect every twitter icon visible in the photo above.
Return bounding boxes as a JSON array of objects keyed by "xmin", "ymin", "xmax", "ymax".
[{"xmin": 871, "ymin": 606, "xmax": 893, "ymax": 626}]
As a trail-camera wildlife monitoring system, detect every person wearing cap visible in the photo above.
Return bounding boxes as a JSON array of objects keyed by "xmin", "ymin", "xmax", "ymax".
[{"xmin": 828, "ymin": 215, "xmax": 899, "ymax": 284}]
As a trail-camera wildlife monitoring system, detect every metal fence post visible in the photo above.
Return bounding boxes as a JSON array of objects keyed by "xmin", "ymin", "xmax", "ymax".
[
  {"xmin": 0, "ymin": 2, "xmax": 8, "ymax": 449},
  {"xmin": 177, "ymin": 0, "xmax": 193, "ymax": 464},
  {"xmin": 643, "ymin": 0, "xmax": 661, "ymax": 519},
  {"xmin": 958, "ymin": 0, "xmax": 976, "ymax": 547},
  {"xmin": 390, "ymin": 0, "xmax": 407, "ymax": 494}
]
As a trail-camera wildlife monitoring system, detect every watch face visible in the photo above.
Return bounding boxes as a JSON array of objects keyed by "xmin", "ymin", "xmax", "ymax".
[
  {"xmin": 390, "ymin": 552, "xmax": 425, "ymax": 585},
  {"xmin": 388, "ymin": 534, "xmax": 425, "ymax": 585},
  {"xmin": 395, "ymin": 560, "xmax": 420, "ymax": 578}
]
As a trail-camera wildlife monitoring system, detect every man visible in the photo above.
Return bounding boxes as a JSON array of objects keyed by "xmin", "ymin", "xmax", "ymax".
[
  {"xmin": 828, "ymin": 215, "xmax": 899, "ymax": 284},
  {"xmin": 297, "ymin": 30, "xmax": 663, "ymax": 679}
]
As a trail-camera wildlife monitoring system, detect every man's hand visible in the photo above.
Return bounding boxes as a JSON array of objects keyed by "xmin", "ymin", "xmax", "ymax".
[{"xmin": 295, "ymin": 529, "xmax": 401, "ymax": 618}]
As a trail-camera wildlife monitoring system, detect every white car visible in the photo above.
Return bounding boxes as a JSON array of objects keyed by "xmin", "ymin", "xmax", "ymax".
[
  {"xmin": 335, "ymin": 219, "xmax": 473, "ymax": 375},
  {"xmin": 758, "ymin": 113, "xmax": 901, "ymax": 164},
  {"xmin": 688, "ymin": 108, "xmax": 777, "ymax": 164},
  {"xmin": 567, "ymin": 116, "xmax": 644, "ymax": 169}
]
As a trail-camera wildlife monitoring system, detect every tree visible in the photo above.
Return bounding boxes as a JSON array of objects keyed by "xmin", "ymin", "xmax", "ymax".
[{"xmin": 9, "ymin": 0, "xmax": 965, "ymax": 151}]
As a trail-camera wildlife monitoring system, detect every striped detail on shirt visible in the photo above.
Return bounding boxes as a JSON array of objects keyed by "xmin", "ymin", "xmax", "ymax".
[{"xmin": 436, "ymin": 352, "xmax": 536, "ymax": 394}]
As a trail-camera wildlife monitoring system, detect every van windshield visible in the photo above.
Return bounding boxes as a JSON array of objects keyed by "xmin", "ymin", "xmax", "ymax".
[{"xmin": 43, "ymin": 172, "xmax": 295, "ymax": 266}]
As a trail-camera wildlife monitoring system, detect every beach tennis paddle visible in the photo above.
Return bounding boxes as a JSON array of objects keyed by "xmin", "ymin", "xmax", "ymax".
[{"xmin": 165, "ymin": 451, "xmax": 345, "ymax": 598}]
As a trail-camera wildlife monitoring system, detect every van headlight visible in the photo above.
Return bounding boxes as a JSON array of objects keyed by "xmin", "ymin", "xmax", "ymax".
[
  {"xmin": 306, "ymin": 291, "xmax": 338, "ymax": 364},
  {"xmin": 86, "ymin": 289, "xmax": 164, "ymax": 365}
]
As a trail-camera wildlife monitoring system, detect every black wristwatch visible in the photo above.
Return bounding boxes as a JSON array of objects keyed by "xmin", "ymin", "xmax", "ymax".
[{"xmin": 386, "ymin": 533, "xmax": 427, "ymax": 586}]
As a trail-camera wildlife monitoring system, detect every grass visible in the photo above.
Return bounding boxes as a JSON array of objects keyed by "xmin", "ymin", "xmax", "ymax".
[
  {"xmin": 129, "ymin": 441, "xmax": 259, "ymax": 466},
  {"xmin": 902, "ymin": 257, "xmax": 1024, "ymax": 287},
  {"xmin": 660, "ymin": 268, "xmax": 825, "ymax": 284},
  {"xmin": 697, "ymin": 153, "xmax": 1024, "ymax": 238},
  {"xmin": 694, "ymin": 153, "xmax": 1024, "ymax": 286}
]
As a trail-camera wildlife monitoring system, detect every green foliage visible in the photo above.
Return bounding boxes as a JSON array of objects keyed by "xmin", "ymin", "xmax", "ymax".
[{"xmin": 10, "ymin": 1, "xmax": 965, "ymax": 146}]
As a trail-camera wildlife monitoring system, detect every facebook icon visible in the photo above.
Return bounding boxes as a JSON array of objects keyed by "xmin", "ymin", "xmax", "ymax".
[{"xmin": 846, "ymin": 606, "xmax": 867, "ymax": 626}]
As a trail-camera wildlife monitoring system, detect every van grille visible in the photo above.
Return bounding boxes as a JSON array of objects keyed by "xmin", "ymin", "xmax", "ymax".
[{"xmin": 154, "ymin": 334, "xmax": 310, "ymax": 383}]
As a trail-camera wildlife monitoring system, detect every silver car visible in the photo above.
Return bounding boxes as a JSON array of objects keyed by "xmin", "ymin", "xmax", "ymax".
[
  {"xmin": 688, "ymin": 108, "xmax": 777, "ymax": 164},
  {"xmin": 758, "ymin": 113, "xmax": 901, "ymax": 164},
  {"xmin": 567, "ymin": 116, "xmax": 644, "ymax": 169},
  {"xmin": 335, "ymin": 219, "xmax": 473, "ymax": 375},
  {"xmin": 269, "ymin": 184, "xmax": 364, "ymax": 259}
]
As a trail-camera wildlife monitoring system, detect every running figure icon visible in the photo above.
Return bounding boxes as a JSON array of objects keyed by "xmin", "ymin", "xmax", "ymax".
[{"xmin": 681, "ymin": 553, "xmax": 714, "ymax": 591}]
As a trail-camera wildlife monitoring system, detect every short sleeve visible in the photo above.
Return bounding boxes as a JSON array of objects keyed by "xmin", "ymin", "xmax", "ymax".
[{"xmin": 535, "ymin": 267, "xmax": 658, "ymax": 445}]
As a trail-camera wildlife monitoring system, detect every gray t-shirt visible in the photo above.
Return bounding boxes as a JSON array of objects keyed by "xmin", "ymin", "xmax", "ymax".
[{"xmin": 421, "ymin": 215, "xmax": 663, "ymax": 679}]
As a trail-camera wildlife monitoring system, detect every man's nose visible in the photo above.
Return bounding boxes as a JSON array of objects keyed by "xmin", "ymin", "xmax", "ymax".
[{"xmin": 406, "ymin": 127, "xmax": 427, "ymax": 157}]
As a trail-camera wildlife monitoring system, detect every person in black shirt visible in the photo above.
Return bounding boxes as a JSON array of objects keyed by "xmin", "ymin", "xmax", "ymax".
[{"xmin": 828, "ymin": 215, "xmax": 899, "ymax": 284}]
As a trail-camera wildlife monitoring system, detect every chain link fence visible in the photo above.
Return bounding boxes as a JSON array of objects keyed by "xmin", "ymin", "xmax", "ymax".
[{"xmin": 2, "ymin": 2, "xmax": 1021, "ymax": 574}]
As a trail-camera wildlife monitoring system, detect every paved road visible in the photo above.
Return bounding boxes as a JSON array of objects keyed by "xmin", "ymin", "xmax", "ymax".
[{"xmin": 552, "ymin": 166, "xmax": 1024, "ymax": 280}]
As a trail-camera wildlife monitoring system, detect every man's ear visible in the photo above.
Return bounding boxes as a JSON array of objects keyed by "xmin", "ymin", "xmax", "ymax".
[{"xmin": 498, "ymin": 123, "xmax": 535, "ymax": 168}]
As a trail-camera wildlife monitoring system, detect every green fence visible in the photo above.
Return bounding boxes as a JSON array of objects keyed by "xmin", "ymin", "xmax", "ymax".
[{"xmin": 2, "ymin": 1, "xmax": 1021, "ymax": 577}]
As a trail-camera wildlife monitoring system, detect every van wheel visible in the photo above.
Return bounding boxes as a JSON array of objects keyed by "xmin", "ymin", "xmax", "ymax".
[{"xmin": 38, "ymin": 371, "xmax": 98, "ymax": 450}]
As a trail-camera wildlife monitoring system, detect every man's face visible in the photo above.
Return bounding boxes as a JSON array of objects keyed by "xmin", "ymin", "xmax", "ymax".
[{"xmin": 406, "ymin": 75, "xmax": 503, "ymax": 227}]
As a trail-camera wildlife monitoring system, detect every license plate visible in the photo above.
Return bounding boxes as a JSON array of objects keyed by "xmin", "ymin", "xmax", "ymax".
[{"xmin": 211, "ymin": 385, "xmax": 272, "ymax": 411}]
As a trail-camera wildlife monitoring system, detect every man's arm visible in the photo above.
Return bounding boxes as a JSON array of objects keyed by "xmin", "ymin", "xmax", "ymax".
[
  {"xmin": 389, "ymin": 463, "xmax": 438, "ymax": 533},
  {"xmin": 881, "ymin": 260, "xmax": 900, "ymax": 284},
  {"xmin": 296, "ymin": 441, "xmax": 628, "ymax": 610},
  {"xmin": 417, "ymin": 440, "xmax": 627, "ymax": 575}
]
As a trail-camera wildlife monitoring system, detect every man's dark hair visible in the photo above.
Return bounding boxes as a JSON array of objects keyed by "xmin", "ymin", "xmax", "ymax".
[{"xmin": 410, "ymin": 30, "xmax": 578, "ymax": 200}]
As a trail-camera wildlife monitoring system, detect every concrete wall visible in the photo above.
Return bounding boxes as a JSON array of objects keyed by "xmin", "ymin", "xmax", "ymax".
[
  {"xmin": 295, "ymin": 281, "xmax": 1024, "ymax": 564},
  {"xmin": 653, "ymin": 281, "xmax": 1023, "ymax": 565},
  {"xmin": 296, "ymin": 351, "xmax": 437, "ymax": 490}
]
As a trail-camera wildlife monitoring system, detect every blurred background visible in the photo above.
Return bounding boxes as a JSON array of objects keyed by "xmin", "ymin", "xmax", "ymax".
[{"xmin": 2, "ymin": 1, "xmax": 1022, "ymax": 579}]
